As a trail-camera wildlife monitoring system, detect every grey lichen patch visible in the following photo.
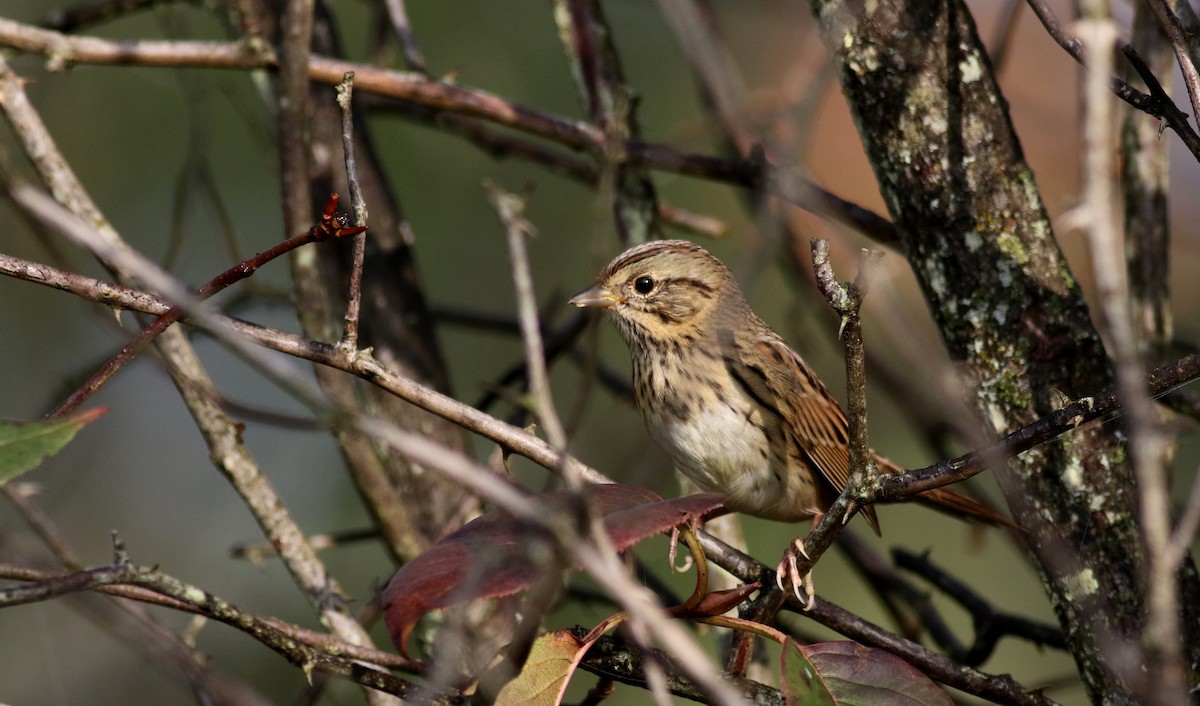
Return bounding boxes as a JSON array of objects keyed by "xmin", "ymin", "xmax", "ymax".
[
  {"xmin": 182, "ymin": 585, "xmax": 208, "ymax": 604},
  {"xmin": 958, "ymin": 51, "xmax": 984, "ymax": 83},
  {"xmin": 992, "ymin": 301, "xmax": 1010, "ymax": 325},
  {"xmin": 608, "ymin": 645, "xmax": 636, "ymax": 674},
  {"xmin": 1062, "ymin": 568, "xmax": 1100, "ymax": 600},
  {"xmin": 961, "ymin": 115, "xmax": 995, "ymax": 163},
  {"xmin": 963, "ymin": 302, "xmax": 989, "ymax": 332},
  {"xmin": 843, "ymin": 33, "xmax": 881, "ymax": 75},
  {"xmin": 46, "ymin": 41, "xmax": 78, "ymax": 72},
  {"xmin": 972, "ymin": 346, "xmax": 1033, "ymax": 434},
  {"xmin": 923, "ymin": 257, "xmax": 948, "ymax": 299},
  {"xmin": 902, "ymin": 80, "xmax": 946, "ymax": 138},
  {"xmin": 1062, "ymin": 455, "xmax": 1086, "ymax": 492},
  {"xmin": 923, "ymin": 111, "xmax": 948, "ymax": 136}
]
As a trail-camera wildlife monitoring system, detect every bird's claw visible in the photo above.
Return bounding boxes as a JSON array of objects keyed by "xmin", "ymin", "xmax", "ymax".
[
  {"xmin": 668, "ymin": 526, "xmax": 694, "ymax": 573},
  {"xmin": 775, "ymin": 538, "xmax": 815, "ymax": 610}
]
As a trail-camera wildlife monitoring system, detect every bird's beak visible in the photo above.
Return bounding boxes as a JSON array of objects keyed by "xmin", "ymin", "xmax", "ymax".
[{"xmin": 569, "ymin": 284, "xmax": 617, "ymax": 309}]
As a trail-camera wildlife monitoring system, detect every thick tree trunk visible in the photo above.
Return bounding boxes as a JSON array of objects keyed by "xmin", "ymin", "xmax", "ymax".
[{"xmin": 808, "ymin": 0, "xmax": 1200, "ymax": 702}]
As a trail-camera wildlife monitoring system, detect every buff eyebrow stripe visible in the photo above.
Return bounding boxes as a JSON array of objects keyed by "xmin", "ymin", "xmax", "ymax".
[{"xmin": 670, "ymin": 277, "xmax": 715, "ymax": 296}]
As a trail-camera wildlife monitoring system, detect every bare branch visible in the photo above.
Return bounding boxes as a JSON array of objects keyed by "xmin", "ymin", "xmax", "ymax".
[{"xmin": 0, "ymin": 17, "xmax": 894, "ymax": 244}]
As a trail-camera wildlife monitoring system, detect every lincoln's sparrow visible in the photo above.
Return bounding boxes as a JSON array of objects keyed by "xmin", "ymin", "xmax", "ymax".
[{"xmin": 571, "ymin": 239, "xmax": 1008, "ymax": 603}]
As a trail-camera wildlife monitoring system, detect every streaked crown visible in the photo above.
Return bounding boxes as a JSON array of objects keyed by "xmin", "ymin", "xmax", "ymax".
[{"xmin": 570, "ymin": 240, "xmax": 742, "ymax": 347}]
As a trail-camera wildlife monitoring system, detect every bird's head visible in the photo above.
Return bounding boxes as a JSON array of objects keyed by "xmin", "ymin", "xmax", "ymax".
[{"xmin": 570, "ymin": 240, "xmax": 740, "ymax": 348}]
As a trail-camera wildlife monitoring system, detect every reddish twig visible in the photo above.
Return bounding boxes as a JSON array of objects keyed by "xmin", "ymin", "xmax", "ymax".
[
  {"xmin": 0, "ymin": 17, "xmax": 892, "ymax": 244},
  {"xmin": 48, "ymin": 194, "xmax": 365, "ymax": 417}
]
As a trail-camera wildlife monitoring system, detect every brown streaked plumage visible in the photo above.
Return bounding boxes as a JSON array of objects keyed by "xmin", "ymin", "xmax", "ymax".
[{"xmin": 571, "ymin": 240, "xmax": 1008, "ymax": 602}]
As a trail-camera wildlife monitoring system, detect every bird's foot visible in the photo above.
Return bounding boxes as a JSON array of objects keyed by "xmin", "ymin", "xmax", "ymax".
[
  {"xmin": 775, "ymin": 537, "xmax": 815, "ymax": 610},
  {"xmin": 668, "ymin": 525, "xmax": 694, "ymax": 573}
]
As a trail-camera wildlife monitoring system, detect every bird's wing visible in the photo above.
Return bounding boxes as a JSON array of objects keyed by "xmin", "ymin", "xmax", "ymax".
[
  {"xmin": 726, "ymin": 331, "xmax": 881, "ymax": 534},
  {"xmin": 736, "ymin": 334, "xmax": 1011, "ymax": 531}
]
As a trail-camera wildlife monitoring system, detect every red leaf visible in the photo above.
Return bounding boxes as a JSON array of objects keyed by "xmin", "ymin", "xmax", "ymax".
[
  {"xmin": 782, "ymin": 640, "xmax": 953, "ymax": 705},
  {"xmin": 781, "ymin": 639, "xmax": 835, "ymax": 706},
  {"xmin": 604, "ymin": 492, "xmax": 726, "ymax": 551},
  {"xmin": 669, "ymin": 583, "xmax": 761, "ymax": 618},
  {"xmin": 382, "ymin": 484, "xmax": 724, "ymax": 656}
]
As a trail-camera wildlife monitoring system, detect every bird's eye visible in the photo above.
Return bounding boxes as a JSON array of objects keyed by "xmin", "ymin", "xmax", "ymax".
[{"xmin": 633, "ymin": 276, "xmax": 655, "ymax": 295}]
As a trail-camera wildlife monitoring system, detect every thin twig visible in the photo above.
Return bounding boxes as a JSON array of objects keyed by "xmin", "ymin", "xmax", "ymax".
[
  {"xmin": 382, "ymin": 0, "xmax": 427, "ymax": 74},
  {"xmin": 1144, "ymin": 0, "xmax": 1200, "ymax": 141},
  {"xmin": 485, "ymin": 183, "xmax": 570, "ymax": 456},
  {"xmin": 369, "ymin": 98, "xmax": 729, "ymax": 237},
  {"xmin": 1022, "ymin": 0, "xmax": 1200, "ymax": 160},
  {"xmin": 694, "ymin": 532, "xmax": 1052, "ymax": 706},
  {"xmin": 336, "ymin": 72, "xmax": 369, "ymax": 350},
  {"xmin": 7, "ymin": 249, "xmax": 1200, "ymax": 520},
  {"xmin": 42, "ymin": 194, "xmax": 363, "ymax": 418},
  {"xmin": 0, "ymin": 551, "xmax": 276, "ymax": 706},
  {"xmin": 553, "ymin": 0, "xmax": 660, "ymax": 244},
  {"xmin": 0, "ymin": 557, "xmax": 421, "ymax": 696},
  {"xmin": 1077, "ymin": 16, "xmax": 1185, "ymax": 704},
  {"xmin": 892, "ymin": 549, "xmax": 1067, "ymax": 666},
  {"xmin": 0, "ymin": 17, "xmax": 893, "ymax": 245},
  {"xmin": 776, "ymin": 240, "xmax": 885, "ymax": 592}
]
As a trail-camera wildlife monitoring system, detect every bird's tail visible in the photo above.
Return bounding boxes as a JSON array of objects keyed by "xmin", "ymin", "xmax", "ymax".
[
  {"xmin": 914, "ymin": 486, "xmax": 1015, "ymax": 527},
  {"xmin": 876, "ymin": 456, "xmax": 1015, "ymax": 528}
]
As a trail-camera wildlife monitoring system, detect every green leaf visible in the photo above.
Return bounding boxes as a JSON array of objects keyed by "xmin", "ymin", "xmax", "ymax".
[
  {"xmin": 0, "ymin": 408, "xmax": 106, "ymax": 485},
  {"xmin": 782, "ymin": 638, "xmax": 837, "ymax": 706},
  {"xmin": 494, "ymin": 629, "xmax": 592, "ymax": 706}
]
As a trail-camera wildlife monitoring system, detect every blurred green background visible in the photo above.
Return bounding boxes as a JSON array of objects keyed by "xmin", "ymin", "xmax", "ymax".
[{"xmin": 2, "ymin": 1, "xmax": 1198, "ymax": 704}]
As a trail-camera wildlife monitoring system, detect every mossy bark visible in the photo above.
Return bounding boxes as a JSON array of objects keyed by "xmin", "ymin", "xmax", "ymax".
[{"xmin": 808, "ymin": 0, "xmax": 1199, "ymax": 702}]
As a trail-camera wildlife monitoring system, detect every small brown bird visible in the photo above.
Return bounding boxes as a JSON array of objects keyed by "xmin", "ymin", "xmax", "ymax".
[{"xmin": 571, "ymin": 239, "xmax": 1007, "ymax": 605}]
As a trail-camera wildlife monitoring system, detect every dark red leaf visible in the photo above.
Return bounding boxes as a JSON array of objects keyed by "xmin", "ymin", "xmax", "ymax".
[
  {"xmin": 604, "ymin": 492, "xmax": 726, "ymax": 551},
  {"xmin": 382, "ymin": 484, "xmax": 723, "ymax": 655},
  {"xmin": 781, "ymin": 639, "xmax": 835, "ymax": 706},
  {"xmin": 782, "ymin": 640, "xmax": 954, "ymax": 705},
  {"xmin": 669, "ymin": 583, "xmax": 761, "ymax": 618}
]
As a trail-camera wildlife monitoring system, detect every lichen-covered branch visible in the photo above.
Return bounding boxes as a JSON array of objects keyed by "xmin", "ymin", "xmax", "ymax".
[{"xmin": 807, "ymin": 0, "xmax": 1199, "ymax": 701}]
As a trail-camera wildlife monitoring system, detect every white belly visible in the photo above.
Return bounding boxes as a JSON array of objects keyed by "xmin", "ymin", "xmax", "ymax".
[
  {"xmin": 650, "ymin": 402, "xmax": 768, "ymax": 491},
  {"xmin": 645, "ymin": 401, "xmax": 815, "ymax": 521}
]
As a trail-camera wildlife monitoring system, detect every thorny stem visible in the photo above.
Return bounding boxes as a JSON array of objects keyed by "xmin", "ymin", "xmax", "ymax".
[
  {"xmin": 5, "ymin": 249, "xmax": 1200, "ymax": 518},
  {"xmin": 1078, "ymin": 15, "xmax": 1187, "ymax": 703},
  {"xmin": 485, "ymin": 182, "xmax": 571, "ymax": 457},
  {"xmin": 769, "ymin": 240, "xmax": 884, "ymax": 614},
  {"xmin": 0, "ymin": 556, "xmax": 422, "ymax": 697}
]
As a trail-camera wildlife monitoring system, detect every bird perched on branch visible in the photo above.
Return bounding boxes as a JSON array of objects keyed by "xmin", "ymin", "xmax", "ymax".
[{"xmin": 571, "ymin": 239, "xmax": 1009, "ymax": 606}]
